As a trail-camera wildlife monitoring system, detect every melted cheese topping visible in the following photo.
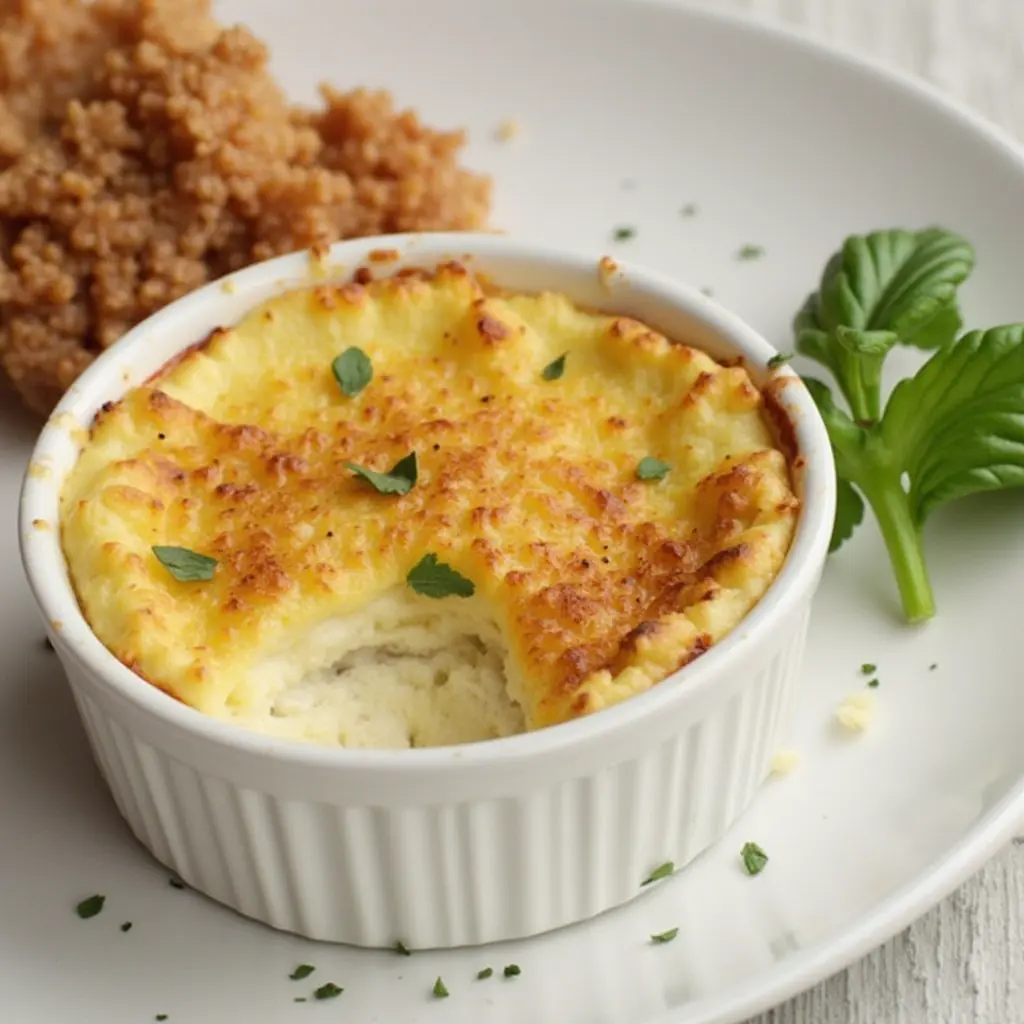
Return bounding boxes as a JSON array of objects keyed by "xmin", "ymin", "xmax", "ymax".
[{"xmin": 61, "ymin": 262, "xmax": 799, "ymax": 747}]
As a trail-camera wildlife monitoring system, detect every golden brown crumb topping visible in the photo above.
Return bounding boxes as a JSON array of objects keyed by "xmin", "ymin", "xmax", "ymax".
[{"xmin": 62, "ymin": 264, "xmax": 798, "ymax": 731}]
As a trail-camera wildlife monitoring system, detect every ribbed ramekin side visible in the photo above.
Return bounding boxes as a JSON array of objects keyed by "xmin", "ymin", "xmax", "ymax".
[{"xmin": 61, "ymin": 603, "xmax": 811, "ymax": 948}]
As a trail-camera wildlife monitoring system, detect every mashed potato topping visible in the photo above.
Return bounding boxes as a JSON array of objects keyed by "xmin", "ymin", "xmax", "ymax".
[{"xmin": 61, "ymin": 262, "xmax": 799, "ymax": 747}]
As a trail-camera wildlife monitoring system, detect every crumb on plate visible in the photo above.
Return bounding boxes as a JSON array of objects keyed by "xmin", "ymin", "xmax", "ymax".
[
  {"xmin": 597, "ymin": 255, "xmax": 619, "ymax": 289},
  {"xmin": 835, "ymin": 691, "xmax": 876, "ymax": 732},
  {"xmin": 495, "ymin": 117, "xmax": 520, "ymax": 142},
  {"xmin": 770, "ymin": 748, "xmax": 800, "ymax": 776}
]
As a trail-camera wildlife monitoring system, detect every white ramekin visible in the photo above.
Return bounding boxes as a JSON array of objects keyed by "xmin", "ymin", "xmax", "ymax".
[{"xmin": 19, "ymin": 233, "xmax": 835, "ymax": 949}]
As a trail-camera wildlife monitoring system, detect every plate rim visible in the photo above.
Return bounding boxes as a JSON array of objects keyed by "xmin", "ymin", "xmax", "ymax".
[
  {"xmin": 9, "ymin": 0, "xmax": 1024, "ymax": 1020},
  {"xmin": 601, "ymin": 1, "xmax": 1024, "ymax": 1020}
]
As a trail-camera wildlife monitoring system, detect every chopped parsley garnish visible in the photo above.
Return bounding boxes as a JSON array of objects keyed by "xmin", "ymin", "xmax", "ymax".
[
  {"xmin": 293, "ymin": 997, "xmax": 307, "ymax": 1003},
  {"xmin": 650, "ymin": 927, "xmax": 679, "ymax": 944},
  {"xmin": 503, "ymin": 964, "xmax": 521, "ymax": 978},
  {"xmin": 737, "ymin": 244, "xmax": 765, "ymax": 261},
  {"xmin": 406, "ymin": 553, "xmax": 475, "ymax": 598},
  {"xmin": 168, "ymin": 877, "xmax": 186, "ymax": 890},
  {"xmin": 636, "ymin": 457, "xmax": 670, "ymax": 481},
  {"xmin": 152, "ymin": 546, "xmax": 217, "ymax": 583},
  {"xmin": 641, "ymin": 861, "xmax": 675, "ymax": 886},
  {"xmin": 867, "ymin": 677, "xmax": 880, "ymax": 688},
  {"xmin": 313, "ymin": 982, "xmax": 343, "ymax": 1000},
  {"xmin": 767, "ymin": 352, "xmax": 792, "ymax": 369},
  {"xmin": 476, "ymin": 967, "xmax": 493, "ymax": 980},
  {"xmin": 432, "ymin": 977, "xmax": 449, "ymax": 998},
  {"xmin": 155, "ymin": 1016, "xmax": 168, "ymax": 1022},
  {"xmin": 542, "ymin": 353, "xmax": 567, "ymax": 381},
  {"xmin": 332, "ymin": 346, "xmax": 373, "ymax": 397},
  {"xmin": 613, "ymin": 226, "xmax": 636, "ymax": 242},
  {"xmin": 120, "ymin": 921, "xmax": 133, "ymax": 933},
  {"xmin": 75, "ymin": 894, "xmax": 105, "ymax": 919},
  {"xmin": 860, "ymin": 663, "xmax": 877, "ymax": 674},
  {"xmin": 741, "ymin": 841, "xmax": 769, "ymax": 876},
  {"xmin": 393, "ymin": 941, "xmax": 411, "ymax": 956},
  {"xmin": 930, "ymin": 663, "xmax": 938, "ymax": 671},
  {"xmin": 289, "ymin": 964, "xmax": 315, "ymax": 980},
  {"xmin": 345, "ymin": 452, "xmax": 418, "ymax": 495}
]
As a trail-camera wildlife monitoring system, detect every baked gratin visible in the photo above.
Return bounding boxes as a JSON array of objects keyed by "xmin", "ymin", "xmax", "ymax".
[{"xmin": 61, "ymin": 262, "xmax": 799, "ymax": 748}]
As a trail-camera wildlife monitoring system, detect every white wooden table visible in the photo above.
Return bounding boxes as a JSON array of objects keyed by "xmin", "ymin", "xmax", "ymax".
[{"xmin": 714, "ymin": 6, "xmax": 1024, "ymax": 1022}]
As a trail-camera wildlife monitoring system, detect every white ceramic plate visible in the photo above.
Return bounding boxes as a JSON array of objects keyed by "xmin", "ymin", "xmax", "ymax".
[{"xmin": 3, "ymin": 1, "xmax": 1023, "ymax": 1021}]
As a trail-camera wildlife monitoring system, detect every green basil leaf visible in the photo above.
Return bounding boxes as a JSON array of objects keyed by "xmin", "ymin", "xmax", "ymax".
[
  {"xmin": 816, "ymin": 227, "xmax": 974, "ymax": 343},
  {"xmin": 406, "ymin": 554, "xmax": 475, "ymax": 598},
  {"xmin": 332, "ymin": 347, "xmax": 373, "ymax": 397},
  {"xmin": 542, "ymin": 354, "xmax": 567, "ymax": 381},
  {"xmin": 636, "ymin": 457, "xmax": 670, "ymax": 481},
  {"xmin": 799, "ymin": 378, "xmax": 863, "ymax": 453},
  {"xmin": 902, "ymin": 300, "xmax": 962, "ymax": 350},
  {"xmin": 881, "ymin": 324, "xmax": 1024, "ymax": 522},
  {"xmin": 289, "ymin": 964, "xmax": 315, "ymax": 981},
  {"xmin": 833, "ymin": 326, "xmax": 899, "ymax": 358},
  {"xmin": 152, "ymin": 546, "xmax": 217, "ymax": 582},
  {"xmin": 800, "ymin": 378, "xmax": 868, "ymax": 549},
  {"xmin": 794, "ymin": 294, "xmax": 838, "ymax": 374},
  {"xmin": 830, "ymin": 476, "xmax": 865, "ymax": 553},
  {"xmin": 345, "ymin": 452, "xmax": 417, "ymax": 495}
]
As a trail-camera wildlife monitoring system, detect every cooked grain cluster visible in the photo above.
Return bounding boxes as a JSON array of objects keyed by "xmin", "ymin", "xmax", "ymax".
[{"xmin": 0, "ymin": 0, "xmax": 490, "ymax": 414}]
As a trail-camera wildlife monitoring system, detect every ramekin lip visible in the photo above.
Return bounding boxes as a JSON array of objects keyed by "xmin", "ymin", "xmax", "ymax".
[{"xmin": 19, "ymin": 231, "xmax": 836, "ymax": 773}]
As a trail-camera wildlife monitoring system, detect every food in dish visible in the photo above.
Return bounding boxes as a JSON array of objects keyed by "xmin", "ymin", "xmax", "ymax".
[
  {"xmin": 61, "ymin": 260, "xmax": 799, "ymax": 748},
  {"xmin": 0, "ymin": 0, "xmax": 489, "ymax": 415}
]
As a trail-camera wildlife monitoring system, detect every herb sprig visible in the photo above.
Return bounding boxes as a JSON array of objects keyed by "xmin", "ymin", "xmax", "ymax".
[
  {"xmin": 636, "ymin": 457, "xmax": 670, "ymax": 481},
  {"xmin": 542, "ymin": 354, "xmax": 567, "ymax": 381},
  {"xmin": 740, "ymin": 842, "xmax": 769, "ymax": 876},
  {"xmin": 795, "ymin": 226, "xmax": 1024, "ymax": 621},
  {"xmin": 641, "ymin": 861, "xmax": 674, "ymax": 886},
  {"xmin": 346, "ymin": 452, "xmax": 418, "ymax": 495},
  {"xmin": 313, "ymin": 982, "xmax": 343, "ymax": 1001},
  {"xmin": 406, "ymin": 554, "xmax": 475, "ymax": 598},
  {"xmin": 75, "ymin": 894, "xmax": 105, "ymax": 919},
  {"xmin": 152, "ymin": 546, "xmax": 216, "ymax": 583},
  {"xmin": 332, "ymin": 347, "xmax": 373, "ymax": 397}
]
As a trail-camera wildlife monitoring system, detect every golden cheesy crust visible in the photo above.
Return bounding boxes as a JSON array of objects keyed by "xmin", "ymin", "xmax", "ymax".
[{"xmin": 61, "ymin": 262, "xmax": 799, "ymax": 738}]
